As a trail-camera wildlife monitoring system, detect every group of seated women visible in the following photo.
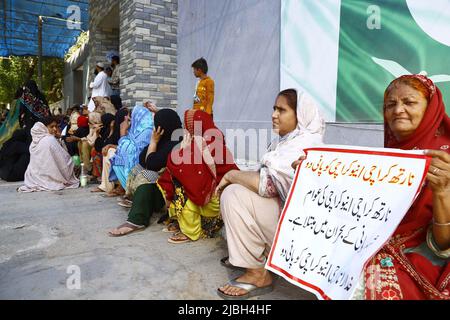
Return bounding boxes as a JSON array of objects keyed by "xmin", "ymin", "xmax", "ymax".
[{"xmin": 9, "ymin": 74, "xmax": 450, "ymax": 300}]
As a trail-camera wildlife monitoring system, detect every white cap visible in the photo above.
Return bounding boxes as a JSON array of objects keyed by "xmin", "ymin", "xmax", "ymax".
[{"xmin": 96, "ymin": 62, "xmax": 105, "ymax": 69}]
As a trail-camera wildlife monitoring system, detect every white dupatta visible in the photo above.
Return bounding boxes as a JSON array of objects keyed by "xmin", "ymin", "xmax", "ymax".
[{"xmin": 259, "ymin": 91, "xmax": 325, "ymax": 202}]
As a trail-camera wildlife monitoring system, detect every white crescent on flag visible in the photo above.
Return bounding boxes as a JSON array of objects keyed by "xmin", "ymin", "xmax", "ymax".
[
  {"xmin": 371, "ymin": 57, "xmax": 450, "ymax": 83},
  {"xmin": 407, "ymin": 0, "xmax": 450, "ymax": 47}
]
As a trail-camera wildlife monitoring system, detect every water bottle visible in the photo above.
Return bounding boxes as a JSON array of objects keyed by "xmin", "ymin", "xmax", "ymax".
[{"xmin": 80, "ymin": 163, "xmax": 88, "ymax": 188}]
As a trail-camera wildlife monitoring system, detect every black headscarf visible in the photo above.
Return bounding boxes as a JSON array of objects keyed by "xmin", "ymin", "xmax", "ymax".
[
  {"xmin": 106, "ymin": 107, "xmax": 129, "ymax": 146},
  {"xmin": 110, "ymin": 95, "xmax": 123, "ymax": 111},
  {"xmin": 24, "ymin": 80, "xmax": 48, "ymax": 106},
  {"xmin": 94, "ymin": 113, "xmax": 115, "ymax": 152},
  {"xmin": 139, "ymin": 108, "xmax": 182, "ymax": 171}
]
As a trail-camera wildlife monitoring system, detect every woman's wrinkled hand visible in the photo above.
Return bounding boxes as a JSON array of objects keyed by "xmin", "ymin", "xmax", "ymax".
[
  {"xmin": 291, "ymin": 155, "xmax": 306, "ymax": 170},
  {"xmin": 424, "ymin": 149, "xmax": 450, "ymax": 195}
]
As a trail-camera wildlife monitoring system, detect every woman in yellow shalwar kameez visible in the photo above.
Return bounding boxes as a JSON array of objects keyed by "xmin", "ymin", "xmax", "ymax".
[{"xmin": 157, "ymin": 110, "xmax": 238, "ymax": 243}]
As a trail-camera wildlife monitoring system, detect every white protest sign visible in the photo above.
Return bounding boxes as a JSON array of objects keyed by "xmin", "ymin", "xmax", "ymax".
[{"xmin": 266, "ymin": 146, "xmax": 430, "ymax": 300}]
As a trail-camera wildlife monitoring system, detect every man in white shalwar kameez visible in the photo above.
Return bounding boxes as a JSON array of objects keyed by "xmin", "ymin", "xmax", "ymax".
[{"xmin": 87, "ymin": 62, "xmax": 111, "ymax": 112}]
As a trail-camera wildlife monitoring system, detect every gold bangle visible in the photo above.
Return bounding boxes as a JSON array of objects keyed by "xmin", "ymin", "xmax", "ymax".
[{"xmin": 433, "ymin": 219, "xmax": 450, "ymax": 226}]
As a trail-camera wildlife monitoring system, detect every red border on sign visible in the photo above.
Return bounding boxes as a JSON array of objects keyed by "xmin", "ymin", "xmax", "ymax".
[{"xmin": 266, "ymin": 147, "xmax": 431, "ymax": 300}]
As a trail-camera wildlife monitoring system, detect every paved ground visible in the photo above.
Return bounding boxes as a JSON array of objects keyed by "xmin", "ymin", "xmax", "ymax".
[{"xmin": 0, "ymin": 179, "xmax": 315, "ymax": 300}]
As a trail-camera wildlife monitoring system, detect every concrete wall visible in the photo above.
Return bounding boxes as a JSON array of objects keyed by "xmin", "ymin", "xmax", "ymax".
[
  {"xmin": 324, "ymin": 123, "xmax": 383, "ymax": 147},
  {"xmin": 63, "ymin": 41, "xmax": 90, "ymax": 109},
  {"xmin": 178, "ymin": 0, "xmax": 383, "ymax": 161},
  {"xmin": 178, "ymin": 0, "xmax": 280, "ymax": 128},
  {"xmin": 178, "ymin": 0, "xmax": 281, "ymax": 161}
]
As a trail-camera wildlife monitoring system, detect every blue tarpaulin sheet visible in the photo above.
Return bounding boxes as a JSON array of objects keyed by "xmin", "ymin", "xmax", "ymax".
[{"xmin": 0, "ymin": 0, "xmax": 89, "ymax": 58}]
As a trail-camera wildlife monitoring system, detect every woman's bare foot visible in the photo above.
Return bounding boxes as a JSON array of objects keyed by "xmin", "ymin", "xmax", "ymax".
[
  {"xmin": 113, "ymin": 185, "xmax": 125, "ymax": 196},
  {"xmin": 105, "ymin": 185, "xmax": 126, "ymax": 197},
  {"xmin": 218, "ymin": 268, "xmax": 272, "ymax": 297}
]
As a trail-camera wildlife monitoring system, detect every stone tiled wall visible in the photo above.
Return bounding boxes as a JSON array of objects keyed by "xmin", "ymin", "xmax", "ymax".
[
  {"xmin": 119, "ymin": 0, "xmax": 178, "ymax": 109},
  {"xmin": 86, "ymin": 0, "xmax": 178, "ymax": 108}
]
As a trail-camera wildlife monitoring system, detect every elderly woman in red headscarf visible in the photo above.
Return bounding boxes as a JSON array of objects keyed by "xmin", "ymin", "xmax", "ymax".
[{"xmin": 351, "ymin": 75, "xmax": 450, "ymax": 300}]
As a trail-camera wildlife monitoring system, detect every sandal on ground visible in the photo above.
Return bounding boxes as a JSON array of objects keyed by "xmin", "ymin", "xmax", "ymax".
[
  {"xmin": 108, "ymin": 222, "xmax": 145, "ymax": 237},
  {"xmin": 220, "ymin": 256, "xmax": 245, "ymax": 271},
  {"xmin": 90, "ymin": 187, "xmax": 104, "ymax": 193},
  {"xmin": 217, "ymin": 278, "xmax": 273, "ymax": 300},
  {"xmin": 102, "ymin": 190, "xmax": 123, "ymax": 198},
  {"xmin": 162, "ymin": 222, "xmax": 180, "ymax": 233},
  {"xmin": 117, "ymin": 200, "xmax": 133, "ymax": 208},
  {"xmin": 167, "ymin": 232, "xmax": 191, "ymax": 244}
]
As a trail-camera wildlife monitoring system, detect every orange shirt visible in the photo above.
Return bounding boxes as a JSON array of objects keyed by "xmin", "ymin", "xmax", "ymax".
[{"xmin": 193, "ymin": 76, "xmax": 215, "ymax": 115}]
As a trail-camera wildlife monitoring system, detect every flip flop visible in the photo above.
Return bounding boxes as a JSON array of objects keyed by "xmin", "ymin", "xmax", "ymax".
[
  {"xmin": 220, "ymin": 256, "xmax": 245, "ymax": 271},
  {"xmin": 108, "ymin": 222, "xmax": 145, "ymax": 237},
  {"xmin": 167, "ymin": 232, "xmax": 191, "ymax": 244},
  {"xmin": 117, "ymin": 200, "xmax": 133, "ymax": 208},
  {"xmin": 217, "ymin": 279, "xmax": 273, "ymax": 300},
  {"xmin": 90, "ymin": 187, "xmax": 104, "ymax": 193}
]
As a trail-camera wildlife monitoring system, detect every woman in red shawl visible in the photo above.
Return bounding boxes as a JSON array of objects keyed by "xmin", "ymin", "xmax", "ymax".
[
  {"xmin": 358, "ymin": 75, "xmax": 450, "ymax": 300},
  {"xmin": 108, "ymin": 109, "xmax": 237, "ymax": 239},
  {"xmin": 157, "ymin": 109, "xmax": 239, "ymax": 243}
]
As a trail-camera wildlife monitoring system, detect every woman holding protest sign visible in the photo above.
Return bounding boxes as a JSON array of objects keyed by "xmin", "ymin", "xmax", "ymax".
[
  {"xmin": 350, "ymin": 74, "xmax": 450, "ymax": 300},
  {"xmin": 215, "ymin": 89, "xmax": 325, "ymax": 300}
]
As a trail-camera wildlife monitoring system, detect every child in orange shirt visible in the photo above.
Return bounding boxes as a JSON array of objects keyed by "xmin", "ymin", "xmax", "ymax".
[{"xmin": 192, "ymin": 58, "xmax": 215, "ymax": 116}]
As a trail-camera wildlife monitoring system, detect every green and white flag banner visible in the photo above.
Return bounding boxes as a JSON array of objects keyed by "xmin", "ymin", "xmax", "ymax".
[{"xmin": 281, "ymin": 0, "xmax": 450, "ymax": 123}]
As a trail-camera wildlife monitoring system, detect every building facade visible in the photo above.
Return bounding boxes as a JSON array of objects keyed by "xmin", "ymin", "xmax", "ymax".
[{"xmin": 64, "ymin": 0, "xmax": 178, "ymax": 110}]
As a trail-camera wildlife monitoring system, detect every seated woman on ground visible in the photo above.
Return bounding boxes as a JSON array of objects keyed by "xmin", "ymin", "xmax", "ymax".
[
  {"xmin": 215, "ymin": 89, "xmax": 325, "ymax": 300},
  {"xmin": 62, "ymin": 106, "xmax": 81, "ymax": 157},
  {"xmin": 93, "ymin": 96, "xmax": 117, "ymax": 116},
  {"xmin": 0, "ymin": 87, "xmax": 24, "ymax": 148},
  {"xmin": 109, "ymin": 110, "xmax": 238, "ymax": 241},
  {"xmin": 341, "ymin": 75, "xmax": 449, "ymax": 300},
  {"xmin": 18, "ymin": 116, "xmax": 79, "ymax": 192},
  {"xmin": 158, "ymin": 110, "xmax": 238, "ymax": 244},
  {"xmin": 0, "ymin": 129, "xmax": 30, "ymax": 182},
  {"xmin": 65, "ymin": 107, "xmax": 92, "ymax": 176},
  {"xmin": 82, "ymin": 112, "xmax": 103, "ymax": 180},
  {"xmin": 108, "ymin": 108, "xmax": 183, "ymax": 236},
  {"xmin": 119, "ymin": 108, "xmax": 183, "ymax": 208},
  {"xmin": 109, "ymin": 105, "xmax": 153, "ymax": 196},
  {"xmin": 91, "ymin": 108, "xmax": 129, "ymax": 195}
]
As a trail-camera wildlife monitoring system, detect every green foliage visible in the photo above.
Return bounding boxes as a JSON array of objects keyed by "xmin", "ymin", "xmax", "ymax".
[
  {"xmin": 0, "ymin": 56, "xmax": 64, "ymax": 106},
  {"xmin": 65, "ymin": 31, "xmax": 89, "ymax": 62}
]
